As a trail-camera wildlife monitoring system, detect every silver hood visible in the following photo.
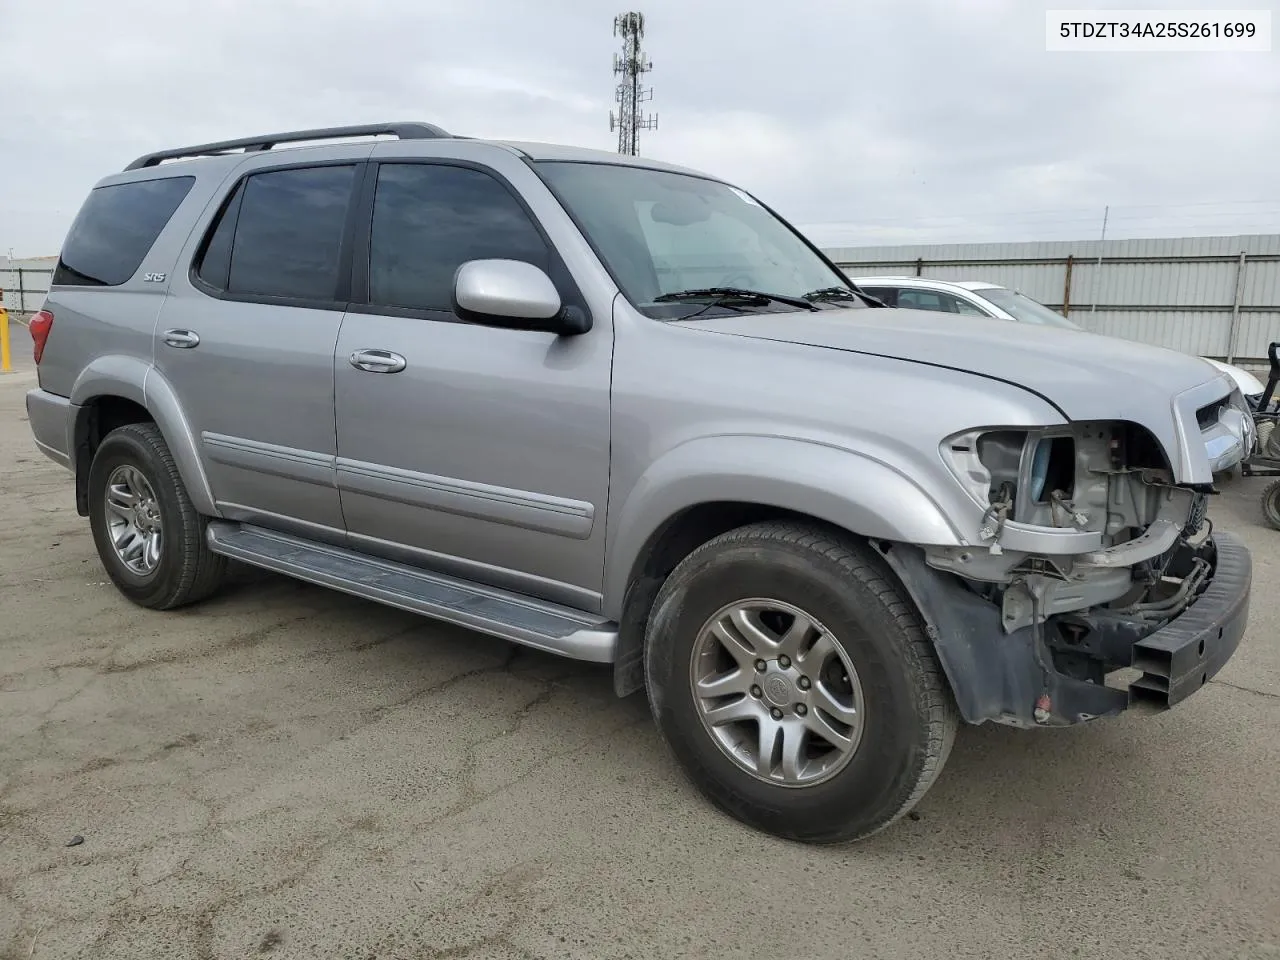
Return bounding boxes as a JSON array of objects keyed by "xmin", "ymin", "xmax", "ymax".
[{"xmin": 686, "ymin": 307, "xmax": 1243, "ymax": 484}]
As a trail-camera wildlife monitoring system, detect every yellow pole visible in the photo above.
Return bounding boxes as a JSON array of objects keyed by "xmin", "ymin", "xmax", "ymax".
[{"xmin": 0, "ymin": 305, "xmax": 11, "ymax": 374}]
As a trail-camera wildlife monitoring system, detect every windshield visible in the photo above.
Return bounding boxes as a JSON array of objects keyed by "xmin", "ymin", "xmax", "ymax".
[
  {"xmin": 972, "ymin": 287, "xmax": 1082, "ymax": 330},
  {"xmin": 535, "ymin": 161, "xmax": 860, "ymax": 319}
]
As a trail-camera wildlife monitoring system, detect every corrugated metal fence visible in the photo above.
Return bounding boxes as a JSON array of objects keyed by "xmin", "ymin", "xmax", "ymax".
[
  {"xmin": 0, "ymin": 266, "xmax": 52, "ymax": 316},
  {"xmin": 823, "ymin": 234, "xmax": 1280, "ymax": 366}
]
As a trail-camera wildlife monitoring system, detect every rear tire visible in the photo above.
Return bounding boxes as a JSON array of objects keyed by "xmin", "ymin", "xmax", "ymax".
[
  {"xmin": 644, "ymin": 521, "xmax": 958, "ymax": 844},
  {"xmin": 87, "ymin": 423, "xmax": 227, "ymax": 610}
]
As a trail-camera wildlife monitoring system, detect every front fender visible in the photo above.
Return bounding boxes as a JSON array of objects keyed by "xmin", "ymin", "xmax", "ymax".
[
  {"xmin": 69, "ymin": 356, "xmax": 217, "ymax": 516},
  {"xmin": 602, "ymin": 434, "xmax": 964, "ymax": 618}
]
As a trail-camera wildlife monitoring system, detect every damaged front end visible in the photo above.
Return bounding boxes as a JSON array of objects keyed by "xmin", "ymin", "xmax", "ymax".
[{"xmin": 882, "ymin": 415, "xmax": 1252, "ymax": 728}]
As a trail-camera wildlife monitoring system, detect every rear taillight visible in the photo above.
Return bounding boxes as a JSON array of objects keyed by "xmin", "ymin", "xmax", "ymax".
[{"xmin": 29, "ymin": 310, "xmax": 53, "ymax": 364}]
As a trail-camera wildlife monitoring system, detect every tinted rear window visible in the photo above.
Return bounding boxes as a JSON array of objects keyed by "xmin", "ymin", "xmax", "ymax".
[
  {"xmin": 53, "ymin": 176, "xmax": 195, "ymax": 286},
  {"xmin": 194, "ymin": 164, "xmax": 357, "ymax": 302}
]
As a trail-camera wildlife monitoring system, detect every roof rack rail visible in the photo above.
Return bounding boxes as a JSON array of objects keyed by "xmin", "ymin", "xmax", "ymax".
[{"xmin": 123, "ymin": 121, "xmax": 451, "ymax": 171}]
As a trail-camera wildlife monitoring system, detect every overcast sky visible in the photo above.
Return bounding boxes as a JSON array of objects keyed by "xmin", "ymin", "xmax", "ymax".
[{"xmin": 2, "ymin": 0, "xmax": 1278, "ymax": 256}]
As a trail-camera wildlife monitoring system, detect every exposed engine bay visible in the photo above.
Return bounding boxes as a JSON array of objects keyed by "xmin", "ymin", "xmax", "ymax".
[{"xmin": 930, "ymin": 419, "xmax": 1217, "ymax": 679}]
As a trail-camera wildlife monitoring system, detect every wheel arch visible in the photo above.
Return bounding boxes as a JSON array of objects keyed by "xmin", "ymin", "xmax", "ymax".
[
  {"xmin": 604, "ymin": 436, "xmax": 967, "ymax": 697},
  {"xmin": 70, "ymin": 358, "xmax": 216, "ymax": 517}
]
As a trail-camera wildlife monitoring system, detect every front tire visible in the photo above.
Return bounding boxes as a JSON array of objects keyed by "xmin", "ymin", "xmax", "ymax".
[
  {"xmin": 644, "ymin": 521, "xmax": 958, "ymax": 844},
  {"xmin": 87, "ymin": 423, "xmax": 227, "ymax": 610}
]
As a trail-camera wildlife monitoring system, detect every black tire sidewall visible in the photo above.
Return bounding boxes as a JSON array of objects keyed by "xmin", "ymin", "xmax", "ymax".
[
  {"xmin": 647, "ymin": 537, "xmax": 935, "ymax": 841},
  {"xmin": 88, "ymin": 429, "xmax": 187, "ymax": 606},
  {"xmin": 1263, "ymin": 481, "xmax": 1280, "ymax": 530}
]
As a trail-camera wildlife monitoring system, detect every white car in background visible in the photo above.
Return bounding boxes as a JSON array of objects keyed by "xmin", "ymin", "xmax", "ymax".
[{"xmin": 847, "ymin": 275, "xmax": 1266, "ymax": 403}]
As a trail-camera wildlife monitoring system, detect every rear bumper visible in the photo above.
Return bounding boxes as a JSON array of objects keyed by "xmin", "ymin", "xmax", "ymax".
[
  {"xmin": 883, "ymin": 531, "xmax": 1251, "ymax": 728},
  {"xmin": 25, "ymin": 388, "xmax": 73, "ymax": 470}
]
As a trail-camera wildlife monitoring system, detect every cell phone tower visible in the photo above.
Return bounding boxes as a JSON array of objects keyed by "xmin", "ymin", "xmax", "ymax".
[{"xmin": 609, "ymin": 12, "xmax": 657, "ymax": 156}]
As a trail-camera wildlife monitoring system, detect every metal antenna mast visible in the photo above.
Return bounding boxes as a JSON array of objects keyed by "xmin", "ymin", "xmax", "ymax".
[{"xmin": 609, "ymin": 12, "xmax": 657, "ymax": 155}]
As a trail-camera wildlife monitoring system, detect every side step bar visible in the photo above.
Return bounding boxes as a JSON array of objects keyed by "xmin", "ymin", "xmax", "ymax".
[{"xmin": 206, "ymin": 521, "xmax": 618, "ymax": 663}]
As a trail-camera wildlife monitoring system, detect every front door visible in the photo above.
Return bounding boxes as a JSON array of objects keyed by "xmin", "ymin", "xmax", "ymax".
[
  {"xmin": 332, "ymin": 158, "xmax": 613, "ymax": 609},
  {"xmin": 156, "ymin": 156, "xmax": 367, "ymax": 538}
]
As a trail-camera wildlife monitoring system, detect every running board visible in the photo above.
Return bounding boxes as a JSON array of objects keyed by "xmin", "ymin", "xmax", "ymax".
[{"xmin": 206, "ymin": 521, "xmax": 618, "ymax": 663}]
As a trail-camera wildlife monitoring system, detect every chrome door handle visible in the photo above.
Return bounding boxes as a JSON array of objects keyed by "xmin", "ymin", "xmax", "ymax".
[
  {"xmin": 349, "ymin": 349, "xmax": 406, "ymax": 374},
  {"xmin": 162, "ymin": 329, "xmax": 200, "ymax": 349}
]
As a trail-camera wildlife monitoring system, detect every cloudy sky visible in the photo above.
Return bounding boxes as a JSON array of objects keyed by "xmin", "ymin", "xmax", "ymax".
[{"xmin": 2, "ymin": 0, "xmax": 1277, "ymax": 256}]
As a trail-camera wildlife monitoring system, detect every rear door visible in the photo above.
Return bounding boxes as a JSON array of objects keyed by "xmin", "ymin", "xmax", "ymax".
[{"xmin": 156, "ymin": 151, "xmax": 369, "ymax": 539}]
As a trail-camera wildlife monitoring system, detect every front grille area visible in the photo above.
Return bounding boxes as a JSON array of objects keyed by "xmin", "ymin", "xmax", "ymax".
[{"xmin": 1197, "ymin": 397, "xmax": 1230, "ymax": 430}]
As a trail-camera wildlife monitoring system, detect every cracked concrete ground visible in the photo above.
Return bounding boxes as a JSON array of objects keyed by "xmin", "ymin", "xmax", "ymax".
[{"xmin": 2, "ymin": 351, "xmax": 1278, "ymax": 960}]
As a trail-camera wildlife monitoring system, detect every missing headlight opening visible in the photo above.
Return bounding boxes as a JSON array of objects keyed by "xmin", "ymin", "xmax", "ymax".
[
  {"xmin": 932, "ymin": 419, "xmax": 1212, "ymax": 642},
  {"xmin": 1030, "ymin": 436, "xmax": 1075, "ymax": 503},
  {"xmin": 945, "ymin": 420, "xmax": 1177, "ymax": 538}
]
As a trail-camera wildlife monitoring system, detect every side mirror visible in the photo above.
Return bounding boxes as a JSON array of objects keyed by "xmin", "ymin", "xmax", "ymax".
[{"xmin": 452, "ymin": 259, "xmax": 589, "ymax": 335}]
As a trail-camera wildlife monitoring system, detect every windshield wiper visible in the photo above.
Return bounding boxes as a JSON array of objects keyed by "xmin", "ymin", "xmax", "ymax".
[
  {"xmin": 804, "ymin": 286, "xmax": 882, "ymax": 307},
  {"xmin": 655, "ymin": 287, "xmax": 820, "ymax": 312}
]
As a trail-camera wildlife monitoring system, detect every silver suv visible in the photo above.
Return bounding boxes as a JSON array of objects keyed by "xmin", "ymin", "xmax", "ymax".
[{"xmin": 25, "ymin": 122, "xmax": 1254, "ymax": 844}]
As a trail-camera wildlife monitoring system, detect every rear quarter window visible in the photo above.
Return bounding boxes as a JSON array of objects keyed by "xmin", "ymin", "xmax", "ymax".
[{"xmin": 53, "ymin": 176, "xmax": 195, "ymax": 287}]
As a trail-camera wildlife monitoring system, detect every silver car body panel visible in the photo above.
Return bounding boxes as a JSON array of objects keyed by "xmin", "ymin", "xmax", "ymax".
[{"xmin": 684, "ymin": 309, "xmax": 1240, "ymax": 485}]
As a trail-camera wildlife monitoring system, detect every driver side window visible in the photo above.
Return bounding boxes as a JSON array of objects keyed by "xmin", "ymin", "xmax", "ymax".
[
  {"xmin": 896, "ymin": 288, "xmax": 947, "ymax": 312},
  {"xmin": 367, "ymin": 162, "xmax": 550, "ymax": 315},
  {"xmin": 896, "ymin": 288, "xmax": 992, "ymax": 317}
]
